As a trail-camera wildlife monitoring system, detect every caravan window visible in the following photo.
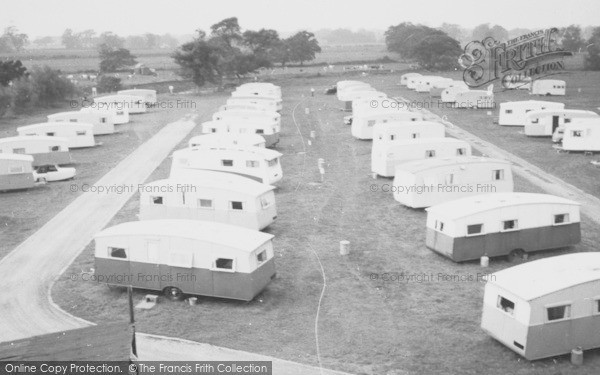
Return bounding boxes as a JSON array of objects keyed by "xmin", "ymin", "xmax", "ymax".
[
  {"xmin": 564, "ymin": 118, "xmax": 571, "ymax": 124},
  {"xmin": 435, "ymin": 220, "xmax": 444, "ymax": 232},
  {"xmin": 109, "ymin": 247, "xmax": 127, "ymax": 259},
  {"xmin": 367, "ymin": 120, "xmax": 376, "ymax": 127},
  {"xmin": 492, "ymin": 169, "xmax": 504, "ymax": 180},
  {"xmin": 256, "ymin": 250, "xmax": 267, "ymax": 263},
  {"xmin": 222, "ymin": 159, "xmax": 234, "ymax": 167},
  {"xmin": 211, "ymin": 128, "xmax": 217, "ymax": 133},
  {"xmin": 571, "ymin": 130, "xmax": 582, "ymax": 137},
  {"xmin": 214, "ymin": 258, "xmax": 234, "ymax": 271},
  {"xmin": 497, "ymin": 296, "xmax": 515, "ymax": 315},
  {"xmin": 467, "ymin": 224, "xmax": 483, "ymax": 235},
  {"xmin": 502, "ymin": 220, "xmax": 518, "ymax": 231},
  {"xmin": 151, "ymin": 196, "xmax": 163, "ymax": 205},
  {"xmin": 456, "ymin": 148, "xmax": 466, "ymax": 156},
  {"xmin": 198, "ymin": 199, "xmax": 213, "ymax": 209},
  {"xmin": 505, "ymin": 109, "xmax": 513, "ymax": 114},
  {"xmin": 425, "ymin": 150, "xmax": 436, "ymax": 158},
  {"xmin": 9, "ymin": 166, "xmax": 24, "ymax": 174},
  {"xmin": 595, "ymin": 299, "xmax": 600, "ymax": 314},
  {"xmin": 256, "ymin": 129, "xmax": 264, "ymax": 134},
  {"xmin": 76, "ymin": 131, "xmax": 87, "ymax": 136},
  {"xmin": 267, "ymin": 159, "xmax": 278, "ymax": 167},
  {"xmin": 390, "ymin": 134, "xmax": 395, "ymax": 141},
  {"xmin": 12, "ymin": 148, "xmax": 25, "ymax": 154},
  {"xmin": 101, "ymin": 118, "xmax": 107, "ymax": 123},
  {"xmin": 260, "ymin": 196, "xmax": 272, "ymax": 208},
  {"xmin": 50, "ymin": 146, "xmax": 60, "ymax": 152},
  {"xmin": 230, "ymin": 201, "xmax": 244, "ymax": 210},
  {"xmin": 246, "ymin": 160, "xmax": 259, "ymax": 168},
  {"xmin": 46, "ymin": 132, "xmax": 55, "ymax": 136},
  {"xmin": 546, "ymin": 304, "xmax": 571, "ymax": 322},
  {"xmin": 531, "ymin": 118, "xmax": 539, "ymax": 124},
  {"xmin": 554, "ymin": 214, "xmax": 570, "ymax": 225},
  {"xmin": 411, "ymin": 133, "xmax": 419, "ymax": 139}
]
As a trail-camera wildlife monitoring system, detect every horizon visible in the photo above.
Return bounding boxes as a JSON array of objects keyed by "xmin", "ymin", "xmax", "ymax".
[{"xmin": 2, "ymin": 0, "xmax": 599, "ymax": 39}]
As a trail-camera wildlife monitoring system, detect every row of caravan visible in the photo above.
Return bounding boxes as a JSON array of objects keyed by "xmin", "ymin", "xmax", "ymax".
[
  {"xmin": 202, "ymin": 82, "xmax": 283, "ymax": 148},
  {"xmin": 400, "ymin": 72, "xmax": 495, "ymax": 108},
  {"xmin": 497, "ymin": 100, "xmax": 600, "ymax": 152},
  {"xmin": 339, "ymin": 79, "xmax": 581, "ymax": 262},
  {"xmin": 92, "ymin": 83, "xmax": 284, "ymax": 302},
  {"xmin": 0, "ymin": 89, "xmax": 157, "ymax": 192},
  {"xmin": 339, "ymin": 79, "xmax": 595, "ymax": 361}
]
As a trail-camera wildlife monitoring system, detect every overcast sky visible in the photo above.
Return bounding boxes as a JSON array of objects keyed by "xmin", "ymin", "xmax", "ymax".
[{"xmin": 3, "ymin": 0, "xmax": 599, "ymax": 37}]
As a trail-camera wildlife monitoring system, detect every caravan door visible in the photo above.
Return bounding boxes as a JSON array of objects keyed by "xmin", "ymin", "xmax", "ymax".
[
  {"xmin": 552, "ymin": 116, "xmax": 560, "ymax": 134},
  {"xmin": 130, "ymin": 239, "xmax": 161, "ymax": 290}
]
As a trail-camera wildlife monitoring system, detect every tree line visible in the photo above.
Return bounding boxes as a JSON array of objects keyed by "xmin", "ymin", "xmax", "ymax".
[
  {"xmin": 172, "ymin": 17, "xmax": 321, "ymax": 88},
  {"xmin": 385, "ymin": 23, "xmax": 600, "ymax": 71}
]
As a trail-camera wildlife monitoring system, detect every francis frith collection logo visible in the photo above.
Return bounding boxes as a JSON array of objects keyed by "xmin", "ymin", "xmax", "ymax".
[{"xmin": 460, "ymin": 28, "xmax": 573, "ymax": 89}]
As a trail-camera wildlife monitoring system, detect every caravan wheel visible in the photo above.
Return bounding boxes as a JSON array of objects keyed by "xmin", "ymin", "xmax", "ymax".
[{"xmin": 164, "ymin": 286, "xmax": 184, "ymax": 301}]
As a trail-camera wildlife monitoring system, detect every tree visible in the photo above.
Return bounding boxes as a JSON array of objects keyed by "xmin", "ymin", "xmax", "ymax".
[
  {"xmin": 62, "ymin": 29, "xmax": 97, "ymax": 49},
  {"xmin": 438, "ymin": 23, "xmax": 466, "ymax": 44},
  {"xmin": 242, "ymin": 28, "xmax": 281, "ymax": 66},
  {"xmin": 98, "ymin": 44, "xmax": 137, "ymax": 72},
  {"xmin": 33, "ymin": 36, "xmax": 54, "ymax": 48},
  {"xmin": 411, "ymin": 34, "xmax": 462, "ymax": 70},
  {"xmin": 28, "ymin": 65, "xmax": 76, "ymax": 107},
  {"xmin": 98, "ymin": 32, "xmax": 124, "ymax": 50},
  {"xmin": 0, "ymin": 27, "xmax": 29, "ymax": 52},
  {"xmin": 97, "ymin": 76, "xmax": 122, "ymax": 93},
  {"xmin": 561, "ymin": 25, "xmax": 585, "ymax": 52},
  {"xmin": 210, "ymin": 17, "xmax": 243, "ymax": 48},
  {"xmin": 584, "ymin": 27, "xmax": 600, "ymax": 70},
  {"xmin": 144, "ymin": 33, "xmax": 159, "ymax": 49},
  {"xmin": 385, "ymin": 23, "xmax": 445, "ymax": 60},
  {"xmin": 0, "ymin": 60, "xmax": 28, "ymax": 86},
  {"xmin": 62, "ymin": 29, "xmax": 80, "ymax": 49},
  {"xmin": 172, "ymin": 30, "xmax": 222, "ymax": 87},
  {"xmin": 471, "ymin": 24, "xmax": 508, "ymax": 42},
  {"xmin": 285, "ymin": 31, "xmax": 321, "ymax": 65},
  {"xmin": 160, "ymin": 34, "xmax": 179, "ymax": 49}
]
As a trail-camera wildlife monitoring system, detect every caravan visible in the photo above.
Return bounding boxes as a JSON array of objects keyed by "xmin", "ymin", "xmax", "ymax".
[
  {"xmin": 481, "ymin": 252, "xmax": 600, "ymax": 360},
  {"xmin": 139, "ymin": 171, "xmax": 277, "ymax": 230},
  {"xmin": 213, "ymin": 109, "xmax": 281, "ymax": 131},
  {"xmin": 94, "ymin": 94, "xmax": 147, "ymax": 114},
  {"xmin": 498, "ymin": 101, "xmax": 565, "ymax": 127},
  {"xmin": 0, "ymin": 136, "xmax": 71, "ymax": 166},
  {"xmin": 202, "ymin": 119, "xmax": 279, "ymax": 147},
  {"xmin": 0, "ymin": 154, "xmax": 35, "ymax": 191},
  {"xmin": 393, "ymin": 157, "xmax": 513, "ymax": 208},
  {"xmin": 189, "ymin": 133, "xmax": 266, "ymax": 149},
  {"xmin": 454, "ymin": 89, "xmax": 495, "ymax": 109},
  {"xmin": 415, "ymin": 76, "xmax": 449, "ymax": 93},
  {"xmin": 371, "ymin": 121, "xmax": 446, "ymax": 164},
  {"xmin": 225, "ymin": 97, "xmax": 280, "ymax": 113},
  {"xmin": 117, "ymin": 89, "xmax": 158, "ymax": 105},
  {"xmin": 170, "ymin": 146, "xmax": 283, "ymax": 184},
  {"xmin": 425, "ymin": 193, "xmax": 581, "ymax": 262},
  {"xmin": 531, "ymin": 79, "xmax": 566, "ymax": 96},
  {"xmin": 524, "ymin": 109, "xmax": 599, "ymax": 137},
  {"xmin": 47, "ymin": 111, "xmax": 115, "ymax": 135},
  {"xmin": 230, "ymin": 94, "xmax": 282, "ymax": 111},
  {"xmin": 17, "ymin": 123, "xmax": 95, "ymax": 148},
  {"xmin": 561, "ymin": 118, "xmax": 600, "ymax": 152},
  {"xmin": 93, "ymin": 220, "xmax": 276, "ymax": 301},
  {"xmin": 237, "ymin": 82, "xmax": 281, "ymax": 98},
  {"xmin": 430, "ymin": 79, "xmax": 462, "ymax": 98},
  {"xmin": 441, "ymin": 86, "xmax": 469, "ymax": 103},
  {"xmin": 81, "ymin": 106, "xmax": 129, "ymax": 125},
  {"xmin": 352, "ymin": 109, "xmax": 424, "ymax": 140},
  {"xmin": 372, "ymin": 138, "xmax": 472, "ymax": 177}
]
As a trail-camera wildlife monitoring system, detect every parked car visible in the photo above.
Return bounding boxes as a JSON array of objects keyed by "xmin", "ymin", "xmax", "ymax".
[{"xmin": 33, "ymin": 165, "xmax": 76, "ymax": 182}]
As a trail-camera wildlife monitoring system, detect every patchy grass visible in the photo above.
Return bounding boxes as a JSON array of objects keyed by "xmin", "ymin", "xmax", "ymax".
[{"xmin": 51, "ymin": 73, "xmax": 600, "ymax": 374}]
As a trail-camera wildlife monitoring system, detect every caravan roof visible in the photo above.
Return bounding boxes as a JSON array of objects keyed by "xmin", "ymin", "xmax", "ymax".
[
  {"xmin": 95, "ymin": 220, "xmax": 274, "ymax": 252},
  {"xmin": 487, "ymin": 252, "xmax": 600, "ymax": 301},
  {"xmin": 0, "ymin": 154, "xmax": 34, "ymax": 163},
  {"xmin": 0, "ymin": 135, "xmax": 69, "ymax": 147},
  {"xmin": 146, "ymin": 171, "xmax": 275, "ymax": 196},
  {"xmin": 526, "ymin": 109, "xmax": 598, "ymax": 119},
  {"xmin": 178, "ymin": 145, "xmax": 282, "ymax": 160},
  {"xmin": 396, "ymin": 156, "xmax": 510, "ymax": 174},
  {"xmin": 426, "ymin": 192, "xmax": 579, "ymax": 220}
]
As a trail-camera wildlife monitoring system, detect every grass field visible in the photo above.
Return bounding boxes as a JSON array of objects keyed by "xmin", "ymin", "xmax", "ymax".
[
  {"xmin": 42, "ymin": 72, "xmax": 600, "ymax": 374},
  {"xmin": 0, "ymin": 45, "xmax": 399, "ymax": 74}
]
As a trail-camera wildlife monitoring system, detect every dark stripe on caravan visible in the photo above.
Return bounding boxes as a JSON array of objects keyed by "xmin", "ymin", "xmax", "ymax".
[{"xmin": 425, "ymin": 223, "xmax": 581, "ymax": 262}]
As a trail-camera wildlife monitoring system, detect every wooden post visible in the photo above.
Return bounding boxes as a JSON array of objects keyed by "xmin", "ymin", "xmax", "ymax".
[{"xmin": 128, "ymin": 286, "xmax": 137, "ymax": 357}]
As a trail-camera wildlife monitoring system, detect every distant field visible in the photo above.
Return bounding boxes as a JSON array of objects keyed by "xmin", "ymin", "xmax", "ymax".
[{"xmin": 0, "ymin": 45, "xmax": 399, "ymax": 73}]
